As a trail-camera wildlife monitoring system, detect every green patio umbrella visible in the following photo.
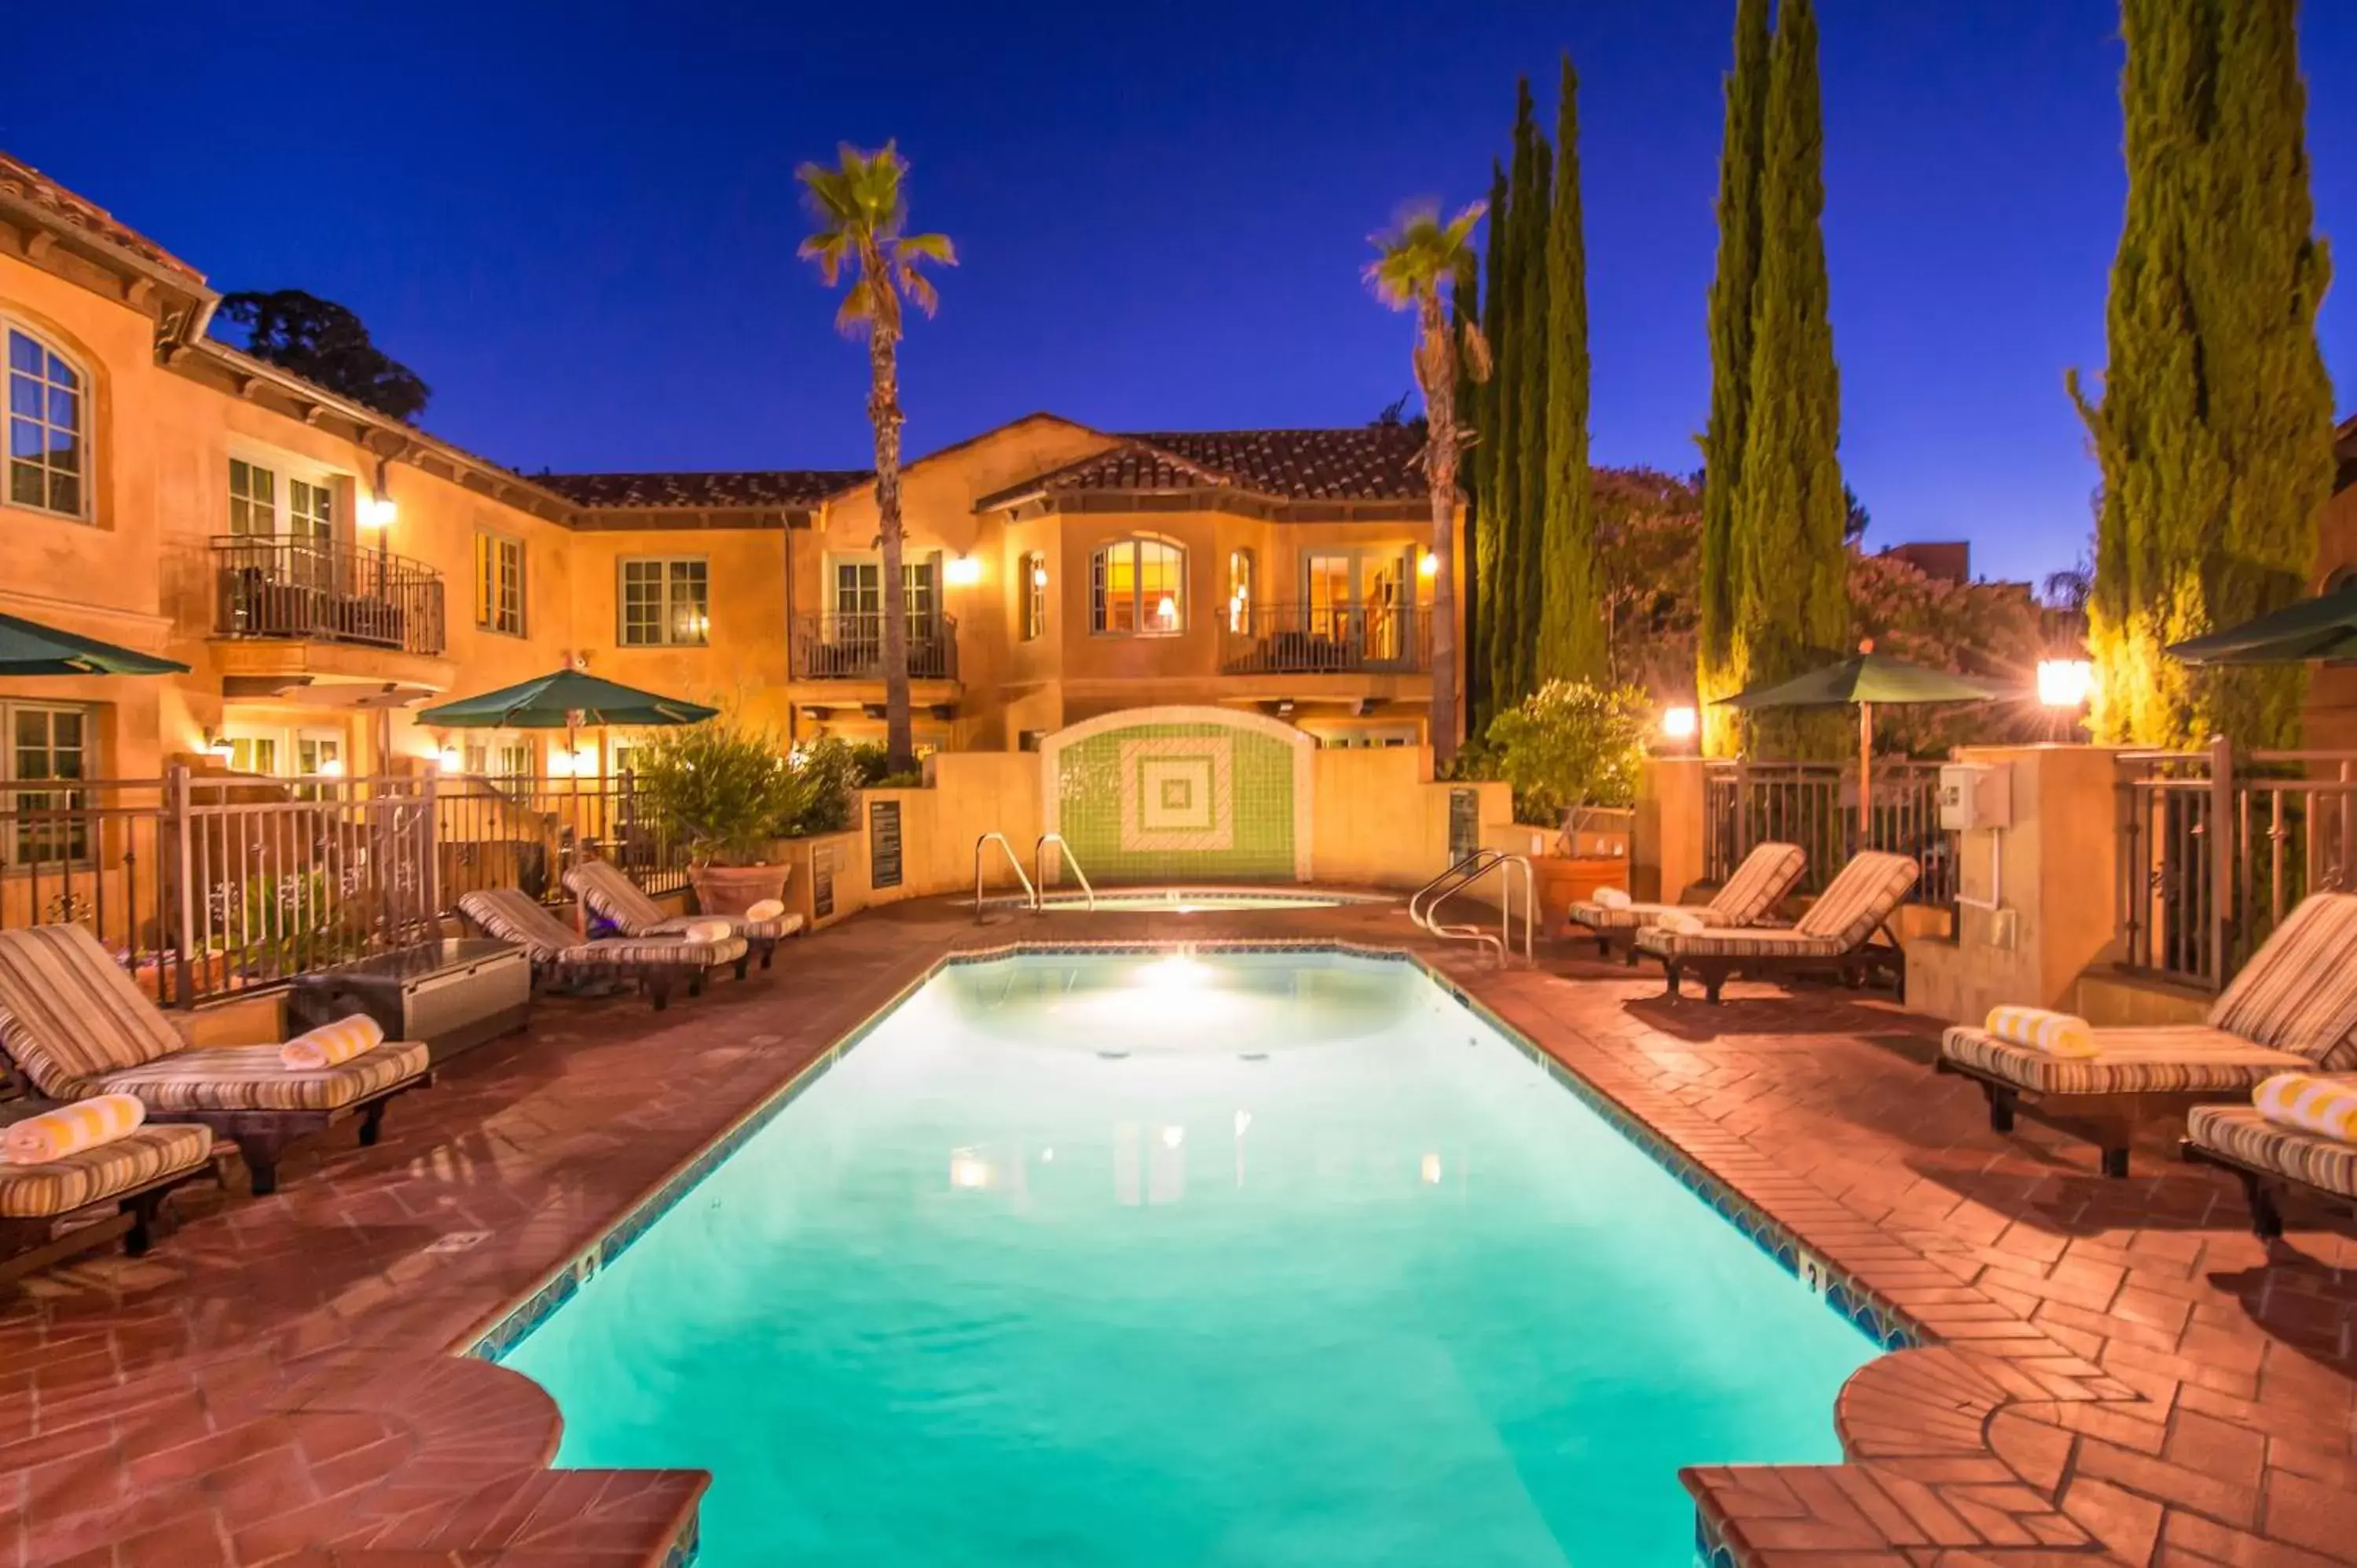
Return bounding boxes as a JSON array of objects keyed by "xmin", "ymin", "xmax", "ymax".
[
  {"xmin": 0, "ymin": 610, "xmax": 188, "ymax": 676},
  {"xmin": 1716, "ymin": 646, "xmax": 1998, "ymax": 824},
  {"xmin": 2165, "ymin": 584, "xmax": 2357, "ymax": 665},
  {"xmin": 415, "ymin": 669, "xmax": 717, "ymax": 730}
]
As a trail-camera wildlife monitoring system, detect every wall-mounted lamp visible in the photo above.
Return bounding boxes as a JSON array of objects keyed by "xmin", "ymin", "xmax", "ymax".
[
  {"xmin": 1661, "ymin": 705, "xmax": 1699, "ymax": 742},
  {"xmin": 359, "ymin": 456, "xmax": 398, "ymax": 529},
  {"xmin": 437, "ymin": 746, "xmax": 464, "ymax": 773},
  {"xmin": 1418, "ymin": 551, "xmax": 1439, "ymax": 580},
  {"xmin": 944, "ymin": 555, "xmax": 983, "ymax": 588},
  {"xmin": 2036, "ymin": 659, "xmax": 2095, "ymax": 709},
  {"xmin": 316, "ymin": 757, "xmax": 346, "ymax": 779},
  {"xmin": 1031, "ymin": 562, "xmax": 1049, "ymax": 589},
  {"xmin": 203, "ymin": 732, "xmax": 236, "ymax": 763}
]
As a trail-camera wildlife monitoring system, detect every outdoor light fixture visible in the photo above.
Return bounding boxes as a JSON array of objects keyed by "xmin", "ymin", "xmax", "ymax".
[
  {"xmin": 944, "ymin": 555, "xmax": 983, "ymax": 587},
  {"xmin": 438, "ymin": 746, "xmax": 464, "ymax": 772},
  {"xmin": 360, "ymin": 456, "xmax": 398, "ymax": 529},
  {"xmin": 1418, "ymin": 551, "xmax": 1439, "ymax": 580},
  {"xmin": 316, "ymin": 757, "xmax": 345, "ymax": 779},
  {"xmin": 203, "ymin": 732, "xmax": 236, "ymax": 762},
  {"xmin": 1662, "ymin": 705, "xmax": 1699, "ymax": 741},
  {"xmin": 2036, "ymin": 659, "xmax": 2095, "ymax": 709},
  {"xmin": 1031, "ymin": 562, "xmax": 1049, "ymax": 588}
]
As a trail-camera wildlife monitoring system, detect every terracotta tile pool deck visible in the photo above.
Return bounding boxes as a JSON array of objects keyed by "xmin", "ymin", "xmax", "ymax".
[{"xmin": 2, "ymin": 896, "xmax": 2352, "ymax": 1566}]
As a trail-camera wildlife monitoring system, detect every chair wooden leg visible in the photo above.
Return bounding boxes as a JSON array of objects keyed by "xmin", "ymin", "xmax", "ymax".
[
  {"xmin": 357, "ymin": 1098, "xmax": 390, "ymax": 1149},
  {"xmin": 1703, "ymin": 968, "xmax": 1726, "ymax": 1005},
  {"xmin": 647, "ymin": 975, "xmax": 673, "ymax": 1012},
  {"xmin": 238, "ymin": 1134, "xmax": 293, "ymax": 1197},
  {"xmin": 2235, "ymin": 1170, "xmax": 2284, "ymax": 1240},
  {"xmin": 733, "ymin": 954, "xmax": 750, "ymax": 981},
  {"xmin": 2100, "ymin": 1145, "xmax": 2130, "ymax": 1179},
  {"xmin": 758, "ymin": 940, "xmax": 775, "ymax": 971},
  {"xmin": 119, "ymin": 1186, "xmax": 169, "ymax": 1257},
  {"xmin": 1661, "ymin": 960, "xmax": 1684, "ymax": 1001},
  {"xmin": 1981, "ymin": 1082, "xmax": 2017, "ymax": 1134}
]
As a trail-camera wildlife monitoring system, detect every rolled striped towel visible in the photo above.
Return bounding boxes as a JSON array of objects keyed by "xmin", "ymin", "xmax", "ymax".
[
  {"xmin": 682, "ymin": 918, "xmax": 735, "ymax": 944},
  {"xmin": 281, "ymin": 1013, "xmax": 385, "ymax": 1071},
  {"xmin": 1655, "ymin": 910, "xmax": 1707, "ymax": 936},
  {"xmin": 1985, "ymin": 1005, "xmax": 2098, "ymax": 1057},
  {"xmin": 1591, "ymin": 887, "xmax": 1633, "ymax": 910},
  {"xmin": 5, "ymin": 1094, "xmax": 146, "ymax": 1166},
  {"xmin": 745, "ymin": 898, "xmax": 787, "ymax": 922},
  {"xmin": 2253, "ymin": 1072, "xmax": 2357, "ymax": 1143}
]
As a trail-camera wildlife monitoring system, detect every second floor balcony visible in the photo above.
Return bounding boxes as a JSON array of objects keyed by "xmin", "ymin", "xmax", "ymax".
[
  {"xmin": 790, "ymin": 612, "xmax": 959, "ymax": 683},
  {"xmin": 213, "ymin": 536, "xmax": 447, "ymax": 658},
  {"xmin": 1222, "ymin": 603, "xmax": 1431, "ymax": 676}
]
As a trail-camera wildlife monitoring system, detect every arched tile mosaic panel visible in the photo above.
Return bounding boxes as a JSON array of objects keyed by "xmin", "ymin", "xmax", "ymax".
[{"xmin": 1039, "ymin": 706, "xmax": 1314, "ymax": 882}]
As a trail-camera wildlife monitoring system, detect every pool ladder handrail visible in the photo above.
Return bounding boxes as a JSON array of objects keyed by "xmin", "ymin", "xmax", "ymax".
[
  {"xmin": 1033, "ymin": 833, "xmax": 1098, "ymax": 912},
  {"xmin": 1417, "ymin": 852, "xmax": 1537, "ymax": 966},
  {"xmin": 973, "ymin": 832, "xmax": 1039, "ymax": 920},
  {"xmin": 1409, "ymin": 848, "xmax": 1505, "ymax": 932}
]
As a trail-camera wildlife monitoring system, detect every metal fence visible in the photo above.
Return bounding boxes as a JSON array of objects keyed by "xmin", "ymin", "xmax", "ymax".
[
  {"xmin": 0, "ymin": 768, "xmax": 690, "ymax": 1010},
  {"xmin": 2115, "ymin": 738, "xmax": 2357, "ymax": 990},
  {"xmin": 1221, "ymin": 604, "xmax": 1431, "ymax": 675},
  {"xmin": 1702, "ymin": 758, "xmax": 1952, "ymax": 907},
  {"xmin": 212, "ymin": 535, "xmax": 448, "ymax": 655},
  {"xmin": 790, "ymin": 612, "xmax": 959, "ymax": 681}
]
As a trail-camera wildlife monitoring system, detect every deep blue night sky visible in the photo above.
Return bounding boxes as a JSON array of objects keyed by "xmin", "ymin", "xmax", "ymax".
[{"xmin": 10, "ymin": 1, "xmax": 2354, "ymax": 584}]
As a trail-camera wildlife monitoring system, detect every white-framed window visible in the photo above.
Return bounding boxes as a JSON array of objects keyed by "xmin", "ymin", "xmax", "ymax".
[
  {"xmin": 610, "ymin": 737, "xmax": 643, "ymax": 781},
  {"xmin": 5, "ymin": 702, "xmax": 93, "ymax": 866},
  {"xmin": 495, "ymin": 741, "xmax": 532, "ymax": 781},
  {"xmin": 620, "ymin": 557, "xmax": 709, "ymax": 647},
  {"xmin": 1309, "ymin": 726, "xmax": 1419, "ymax": 749},
  {"xmin": 5, "ymin": 325, "xmax": 88, "ymax": 521},
  {"xmin": 475, "ymin": 530, "xmax": 526, "ymax": 636},
  {"xmin": 1228, "ymin": 548, "xmax": 1255, "ymax": 633},
  {"xmin": 224, "ymin": 731, "xmax": 280, "ymax": 776},
  {"xmin": 1020, "ymin": 551, "xmax": 1047, "ymax": 641},
  {"xmin": 1091, "ymin": 535, "xmax": 1186, "ymax": 636},
  {"xmin": 830, "ymin": 554, "xmax": 938, "ymax": 640},
  {"xmin": 228, "ymin": 458, "xmax": 277, "ymax": 537}
]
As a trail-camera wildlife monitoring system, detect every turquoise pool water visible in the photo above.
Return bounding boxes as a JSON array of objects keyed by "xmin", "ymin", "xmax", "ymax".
[{"xmin": 500, "ymin": 951, "xmax": 1877, "ymax": 1566}]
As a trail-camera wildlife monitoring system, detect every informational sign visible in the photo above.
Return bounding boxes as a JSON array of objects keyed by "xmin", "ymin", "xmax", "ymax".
[
  {"xmin": 812, "ymin": 842, "xmax": 837, "ymax": 921},
  {"xmin": 868, "ymin": 800, "xmax": 904, "ymax": 890},
  {"xmin": 1448, "ymin": 786, "xmax": 1480, "ymax": 863}
]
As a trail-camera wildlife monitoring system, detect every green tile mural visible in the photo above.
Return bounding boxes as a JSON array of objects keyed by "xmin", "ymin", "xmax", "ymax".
[{"xmin": 1052, "ymin": 720, "xmax": 1299, "ymax": 881}]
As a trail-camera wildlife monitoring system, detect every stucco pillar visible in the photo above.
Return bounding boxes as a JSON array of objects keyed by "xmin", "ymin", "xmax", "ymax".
[{"xmin": 1633, "ymin": 757, "xmax": 1707, "ymax": 903}]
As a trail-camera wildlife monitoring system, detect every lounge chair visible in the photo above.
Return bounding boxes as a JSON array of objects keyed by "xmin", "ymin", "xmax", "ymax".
[
  {"xmin": 565, "ymin": 859, "xmax": 804, "ymax": 969},
  {"xmin": 0, "ymin": 924, "xmax": 431, "ymax": 1196},
  {"xmin": 1939, "ymin": 892, "xmax": 2357, "ymax": 1178},
  {"xmin": 459, "ymin": 888, "xmax": 748, "ymax": 1009},
  {"xmin": 1, "ymin": 1113, "xmax": 215, "ymax": 1285},
  {"xmin": 2183, "ymin": 1086, "xmax": 2357, "ymax": 1239},
  {"xmin": 1566, "ymin": 841, "xmax": 1805, "ymax": 962},
  {"xmin": 1633, "ymin": 850, "xmax": 1920, "ymax": 1005}
]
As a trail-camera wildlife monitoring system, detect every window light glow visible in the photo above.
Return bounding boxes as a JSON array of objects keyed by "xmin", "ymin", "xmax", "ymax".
[
  {"xmin": 316, "ymin": 757, "xmax": 345, "ymax": 779},
  {"xmin": 2036, "ymin": 659, "xmax": 2095, "ymax": 709},
  {"xmin": 944, "ymin": 555, "xmax": 983, "ymax": 587}
]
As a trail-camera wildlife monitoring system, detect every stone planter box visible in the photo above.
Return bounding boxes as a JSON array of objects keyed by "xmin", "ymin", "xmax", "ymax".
[
  {"xmin": 1531, "ymin": 854, "xmax": 1629, "ymax": 924},
  {"xmin": 687, "ymin": 863, "xmax": 792, "ymax": 917}
]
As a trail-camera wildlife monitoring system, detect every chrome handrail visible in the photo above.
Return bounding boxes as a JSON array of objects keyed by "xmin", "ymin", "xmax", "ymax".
[
  {"xmin": 1426, "ymin": 854, "xmax": 1537, "ymax": 965},
  {"xmin": 1034, "ymin": 833, "xmax": 1098, "ymax": 911},
  {"xmin": 973, "ymin": 831, "xmax": 1038, "ymax": 921},
  {"xmin": 1409, "ymin": 849, "xmax": 1503, "ymax": 932}
]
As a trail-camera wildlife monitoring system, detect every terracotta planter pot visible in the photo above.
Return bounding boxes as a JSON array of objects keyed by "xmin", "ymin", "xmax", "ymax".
[
  {"xmin": 689, "ymin": 863, "xmax": 791, "ymax": 917},
  {"xmin": 1530, "ymin": 855, "xmax": 1629, "ymax": 925}
]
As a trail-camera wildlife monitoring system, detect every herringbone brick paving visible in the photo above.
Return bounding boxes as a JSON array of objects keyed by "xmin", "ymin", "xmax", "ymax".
[{"xmin": 0, "ymin": 896, "xmax": 2348, "ymax": 1566}]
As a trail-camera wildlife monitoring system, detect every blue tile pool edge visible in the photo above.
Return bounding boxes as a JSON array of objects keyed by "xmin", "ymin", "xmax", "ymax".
[{"xmin": 456, "ymin": 938, "xmax": 1928, "ymax": 1568}]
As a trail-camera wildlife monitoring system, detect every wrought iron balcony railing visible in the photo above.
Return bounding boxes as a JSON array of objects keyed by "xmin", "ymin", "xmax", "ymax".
[
  {"xmin": 1221, "ymin": 603, "xmax": 1430, "ymax": 676},
  {"xmin": 212, "ymin": 536, "xmax": 447, "ymax": 657},
  {"xmin": 790, "ymin": 612, "xmax": 959, "ymax": 682}
]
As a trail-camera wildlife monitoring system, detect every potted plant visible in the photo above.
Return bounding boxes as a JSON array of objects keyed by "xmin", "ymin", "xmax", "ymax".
[
  {"xmin": 1480, "ymin": 680, "xmax": 1649, "ymax": 919},
  {"xmin": 632, "ymin": 717, "xmax": 805, "ymax": 915}
]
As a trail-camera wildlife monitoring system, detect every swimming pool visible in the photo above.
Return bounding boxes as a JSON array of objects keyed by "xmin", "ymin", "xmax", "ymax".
[
  {"xmin": 497, "ymin": 951, "xmax": 1880, "ymax": 1566},
  {"xmin": 1028, "ymin": 888, "xmax": 1365, "ymax": 912}
]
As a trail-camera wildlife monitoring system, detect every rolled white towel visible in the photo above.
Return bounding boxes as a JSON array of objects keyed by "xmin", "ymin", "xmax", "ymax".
[
  {"xmin": 1655, "ymin": 910, "xmax": 1708, "ymax": 936},
  {"xmin": 1591, "ymin": 886, "xmax": 1633, "ymax": 910},
  {"xmin": 682, "ymin": 918, "xmax": 735, "ymax": 944},
  {"xmin": 745, "ymin": 898, "xmax": 787, "ymax": 922}
]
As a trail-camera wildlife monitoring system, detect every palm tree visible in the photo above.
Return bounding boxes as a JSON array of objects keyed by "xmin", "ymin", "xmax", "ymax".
[
  {"xmin": 1367, "ymin": 203, "xmax": 1490, "ymax": 764},
  {"xmin": 797, "ymin": 141, "xmax": 957, "ymax": 772}
]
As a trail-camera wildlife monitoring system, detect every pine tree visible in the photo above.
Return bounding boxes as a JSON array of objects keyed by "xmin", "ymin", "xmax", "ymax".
[
  {"xmin": 2071, "ymin": 0, "xmax": 2333, "ymax": 749},
  {"xmin": 1472, "ymin": 158, "xmax": 1508, "ymax": 728},
  {"xmin": 1507, "ymin": 126, "xmax": 1553, "ymax": 708},
  {"xmin": 1696, "ymin": 0, "xmax": 1772, "ymax": 757},
  {"xmin": 1732, "ymin": 0, "xmax": 1848, "ymax": 758},
  {"xmin": 1537, "ymin": 53, "xmax": 1603, "ymax": 685}
]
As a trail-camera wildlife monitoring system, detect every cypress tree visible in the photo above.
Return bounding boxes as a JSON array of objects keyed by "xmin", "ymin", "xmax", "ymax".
[
  {"xmin": 1696, "ymin": 0, "xmax": 1772, "ymax": 757},
  {"xmin": 1451, "ymin": 248, "xmax": 1481, "ymax": 720},
  {"xmin": 2071, "ymin": 0, "xmax": 2333, "ymax": 749},
  {"xmin": 1486, "ymin": 82, "xmax": 1541, "ymax": 714},
  {"xmin": 1472, "ymin": 158, "xmax": 1509, "ymax": 729},
  {"xmin": 1732, "ymin": 0, "xmax": 1848, "ymax": 758},
  {"xmin": 1537, "ymin": 53, "xmax": 1603, "ymax": 685},
  {"xmin": 1507, "ymin": 126, "xmax": 1553, "ymax": 708}
]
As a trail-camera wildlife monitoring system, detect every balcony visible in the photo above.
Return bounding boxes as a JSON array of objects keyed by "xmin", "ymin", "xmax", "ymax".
[
  {"xmin": 213, "ymin": 536, "xmax": 447, "ymax": 658},
  {"xmin": 1222, "ymin": 604, "xmax": 1430, "ymax": 676},
  {"xmin": 790, "ymin": 612, "xmax": 959, "ymax": 683}
]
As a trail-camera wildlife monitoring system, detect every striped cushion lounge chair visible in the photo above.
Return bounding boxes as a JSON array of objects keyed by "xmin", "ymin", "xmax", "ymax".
[
  {"xmin": 0, "ymin": 1116, "xmax": 214, "ymax": 1286},
  {"xmin": 2184, "ymin": 1086, "xmax": 2357, "ymax": 1239},
  {"xmin": 1633, "ymin": 851, "xmax": 1920, "ymax": 1005},
  {"xmin": 1937, "ymin": 892, "xmax": 2357, "ymax": 1178},
  {"xmin": 0, "ymin": 924, "xmax": 431, "ymax": 1196},
  {"xmin": 1567, "ymin": 841, "xmax": 1805, "ymax": 962},
  {"xmin": 565, "ymin": 859, "xmax": 804, "ymax": 969},
  {"xmin": 460, "ymin": 888, "xmax": 748, "ymax": 1010}
]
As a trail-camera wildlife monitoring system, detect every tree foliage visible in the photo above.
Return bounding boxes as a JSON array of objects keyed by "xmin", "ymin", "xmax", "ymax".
[
  {"xmin": 2069, "ymin": 0, "xmax": 2333, "ymax": 749},
  {"xmin": 1481, "ymin": 679, "xmax": 1654, "ymax": 830},
  {"xmin": 1537, "ymin": 53, "xmax": 1604, "ymax": 687},
  {"xmin": 214, "ymin": 290, "xmax": 431, "ymax": 421}
]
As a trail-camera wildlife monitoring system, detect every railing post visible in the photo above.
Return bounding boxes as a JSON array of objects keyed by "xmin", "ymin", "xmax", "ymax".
[
  {"xmin": 1733, "ymin": 757, "xmax": 1752, "ymax": 874},
  {"xmin": 2208, "ymin": 734, "xmax": 2234, "ymax": 991},
  {"xmin": 422, "ymin": 769, "xmax": 442, "ymax": 926},
  {"xmin": 166, "ymin": 764, "xmax": 193, "ymax": 1009}
]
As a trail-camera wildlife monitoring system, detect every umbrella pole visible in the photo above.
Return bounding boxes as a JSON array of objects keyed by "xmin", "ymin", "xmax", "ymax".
[
  {"xmin": 568, "ymin": 721, "xmax": 586, "ymax": 940},
  {"xmin": 1858, "ymin": 702, "xmax": 1874, "ymax": 854}
]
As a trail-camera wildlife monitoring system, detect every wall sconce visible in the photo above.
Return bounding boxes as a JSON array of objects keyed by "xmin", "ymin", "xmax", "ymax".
[
  {"xmin": 360, "ymin": 457, "xmax": 398, "ymax": 529},
  {"xmin": 944, "ymin": 555, "xmax": 983, "ymax": 587},
  {"xmin": 437, "ymin": 746, "xmax": 463, "ymax": 772},
  {"xmin": 1031, "ymin": 562, "xmax": 1049, "ymax": 588},
  {"xmin": 2036, "ymin": 658, "xmax": 2095, "ymax": 709},
  {"xmin": 316, "ymin": 757, "xmax": 346, "ymax": 779},
  {"xmin": 203, "ymin": 731, "xmax": 236, "ymax": 763},
  {"xmin": 1661, "ymin": 705, "xmax": 1699, "ymax": 742},
  {"xmin": 1418, "ymin": 551, "xmax": 1439, "ymax": 580}
]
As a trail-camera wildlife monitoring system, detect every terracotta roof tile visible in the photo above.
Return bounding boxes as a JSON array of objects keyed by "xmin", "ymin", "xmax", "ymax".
[
  {"xmin": 0, "ymin": 152, "xmax": 204, "ymax": 283},
  {"xmin": 533, "ymin": 470, "xmax": 871, "ymax": 510},
  {"xmin": 1120, "ymin": 427, "xmax": 1431, "ymax": 501}
]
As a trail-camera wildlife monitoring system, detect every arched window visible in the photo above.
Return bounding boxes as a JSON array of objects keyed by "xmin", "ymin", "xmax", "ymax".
[
  {"xmin": 1091, "ymin": 535, "xmax": 1186, "ymax": 636},
  {"xmin": 5, "ymin": 324, "xmax": 89, "ymax": 520}
]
